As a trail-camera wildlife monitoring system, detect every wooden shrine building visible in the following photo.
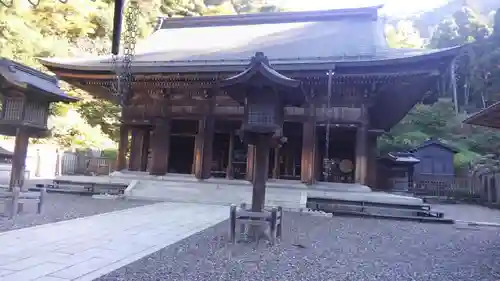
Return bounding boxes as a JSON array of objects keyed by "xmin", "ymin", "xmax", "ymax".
[{"xmin": 40, "ymin": 6, "xmax": 460, "ymax": 188}]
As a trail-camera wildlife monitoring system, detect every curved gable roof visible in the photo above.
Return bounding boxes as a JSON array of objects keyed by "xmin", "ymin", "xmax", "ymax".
[{"xmin": 39, "ymin": 6, "xmax": 461, "ymax": 73}]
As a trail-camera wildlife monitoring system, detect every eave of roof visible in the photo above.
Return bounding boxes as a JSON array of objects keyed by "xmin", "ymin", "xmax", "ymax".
[
  {"xmin": 0, "ymin": 146, "xmax": 13, "ymax": 157},
  {"xmin": 0, "ymin": 58, "xmax": 78, "ymax": 103},
  {"xmin": 387, "ymin": 152, "xmax": 421, "ymax": 164},
  {"xmin": 410, "ymin": 139, "xmax": 459, "ymax": 154},
  {"xmin": 463, "ymin": 101, "xmax": 500, "ymax": 129},
  {"xmin": 39, "ymin": 46, "xmax": 462, "ymax": 75}
]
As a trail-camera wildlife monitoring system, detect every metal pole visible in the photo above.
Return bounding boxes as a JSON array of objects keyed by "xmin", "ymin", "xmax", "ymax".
[
  {"xmin": 323, "ymin": 69, "xmax": 334, "ymax": 181},
  {"xmin": 112, "ymin": 0, "xmax": 125, "ymax": 55}
]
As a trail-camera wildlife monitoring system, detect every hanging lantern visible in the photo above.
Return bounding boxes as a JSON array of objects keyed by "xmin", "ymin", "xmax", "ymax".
[{"xmin": 219, "ymin": 52, "xmax": 304, "ymax": 146}]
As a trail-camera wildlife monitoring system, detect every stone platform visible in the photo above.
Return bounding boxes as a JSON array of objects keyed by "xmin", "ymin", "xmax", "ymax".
[{"xmin": 102, "ymin": 171, "xmax": 424, "ymax": 209}]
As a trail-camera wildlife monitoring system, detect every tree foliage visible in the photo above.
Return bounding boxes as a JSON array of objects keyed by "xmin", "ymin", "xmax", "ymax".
[
  {"xmin": 383, "ymin": 5, "xmax": 500, "ymax": 170},
  {"xmin": 0, "ymin": 0, "xmax": 274, "ymax": 149}
]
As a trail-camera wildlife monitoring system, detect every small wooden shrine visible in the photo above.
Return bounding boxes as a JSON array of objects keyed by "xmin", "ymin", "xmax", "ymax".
[
  {"xmin": 377, "ymin": 152, "xmax": 420, "ymax": 192},
  {"xmin": 40, "ymin": 6, "xmax": 461, "ymax": 189},
  {"xmin": 0, "ymin": 58, "xmax": 77, "ymax": 189}
]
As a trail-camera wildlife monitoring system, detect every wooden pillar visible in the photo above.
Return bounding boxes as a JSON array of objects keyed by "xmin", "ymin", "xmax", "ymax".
[
  {"xmin": 150, "ymin": 119, "xmax": 171, "ymax": 176},
  {"xmin": 355, "ymin": 106, "xmax": 368, "ymax": 185},
  {"xmin": 272, "ymin": 148, "xmax": 280, "ymax": 179},
  {"xmin": 366, "ymin": 134, "xmax": 378, "ymax": 188},
  {"xmin": 301, "ymin": 103, "xmax": 316, "ymax": 185},
  {"xmin": 315, "ymin": 136, "xmax": 321, "ymax": 181},
  {"xmin": 194, "ymin": 116, "xmax": 215, "ymax": 179},
  {"xmin": 251, "ymin": 134, "xmax": 271, "ymax": 212},
  {"xmin": 55, "ymin": 149, "xmax": 62, "ymax": 177},
  {"xmin": 140, "ymin": 128, "xmax": 150, "ymax": 172},
  {"xmin": 408, "ymin": 165, "xmax": 415, "ymax": 191},
  {"xmin": 226, "ymin": 132, "xmax": 235, "ymax": 179},
  {"xmin": 116, "ymin": 124, "xmax": 129, "ymax": 171},
  {"xmin": 128, "ymin": 127, "xmax": 143, "ymax": 171},
  {"xmin": 246, "ymin": 144, "xmax": 255, "ymax": 182},
  {"xmin": 9, "ymin": 128, "xmax": 30, "ymax": 190},
  {"xmin": 35, "ymin": 149, "xmax": 41, "ymax": 177}
]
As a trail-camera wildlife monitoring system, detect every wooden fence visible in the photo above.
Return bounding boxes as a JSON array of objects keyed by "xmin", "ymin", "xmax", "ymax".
[
  {"xmin": 60, "ymin": 151, "xmax": 116, "ymax": 176},
  {"xmin": 410, "ymin": 174, "xmax": 481, "ymax": 201},
  {"xmin": 408, "ymin": 173, "xmax": 500, "ymax": 207},
  {"xmin": 469, "ymin": 172, "xmax": 500, "ymax": 206}
]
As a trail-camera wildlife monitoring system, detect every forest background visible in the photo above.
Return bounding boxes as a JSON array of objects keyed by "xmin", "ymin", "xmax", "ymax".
[{"xmin": 1, "ymin": 0, "xmax": 500, "ymax": 170}]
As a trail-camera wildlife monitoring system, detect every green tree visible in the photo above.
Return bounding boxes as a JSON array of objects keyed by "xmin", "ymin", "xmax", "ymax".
[
  {"xmin": 385, "ymin": 20, "xmax": 424, "ymax": 49},
  {"xmin": 430, "ymin": 7, "xmax": 491, "ymax": 49}
]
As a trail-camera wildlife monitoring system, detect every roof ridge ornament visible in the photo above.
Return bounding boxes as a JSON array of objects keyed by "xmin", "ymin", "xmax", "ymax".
[
  {"xmin": 250, "ymin": 52, "xmax": 270, "ymax": 66},
  {"xmin": 219, "ymin": 52, "xmax": 301, "ymax": 90}
]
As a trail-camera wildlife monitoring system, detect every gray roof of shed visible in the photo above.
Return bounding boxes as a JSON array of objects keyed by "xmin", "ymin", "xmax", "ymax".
[
  {"xmin": 39, "ymin": 6, "xmax": 461, "ymax": 73},
  {"xmin": 0, "ymin": 146, "xmax": 12, "ymax": 157},
  {"xmin": 0, "ymin": 58, "xmax": 77, "ymax": 102}
]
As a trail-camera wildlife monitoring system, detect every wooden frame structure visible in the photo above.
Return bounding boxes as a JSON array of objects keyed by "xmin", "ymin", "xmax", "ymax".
[
  {"xmin": 0, "ymin": 58, "xmax": 77, "ymax": 190},
  {"xmin": 40, "ymin": 7, "xmax": 460, "ymax": 188},
  {"xmin": 0, "ymin": 57, "xmax": 76, "ymax": 218},
  {"xmin": 463, "ymin": 101, "xmax": 500, "ymax": 128}
]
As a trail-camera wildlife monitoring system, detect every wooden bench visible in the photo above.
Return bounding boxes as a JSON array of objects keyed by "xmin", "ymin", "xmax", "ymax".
[
  {"xmin": 0, "ymin": 187, "xmax": 46, "ymax": 219},
  {"xmin": 229, "ymin": 203, "xmax": 283, "ymax": 245},
  {"xmin": 52, "ymin": 179, "xmax": 127, "ymax": 195}
]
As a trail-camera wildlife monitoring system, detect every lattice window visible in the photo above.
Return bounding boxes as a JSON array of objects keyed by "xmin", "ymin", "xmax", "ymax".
[
  {"xmin": 3, "ymin": 97, "xmax": 24, "ymax": 121},
  {"xmin": 24, "ymin": 101, "xmax": 47, "ymax": 125},
  {"xmin": 247, "ymin": 103, "xmax": 275, "ymax": 126}
]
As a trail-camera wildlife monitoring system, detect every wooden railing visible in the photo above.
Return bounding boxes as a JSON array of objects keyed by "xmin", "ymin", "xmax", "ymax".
[{"xmin": 411, "ymin": 174, "xmax": 480, "ymax": 199}]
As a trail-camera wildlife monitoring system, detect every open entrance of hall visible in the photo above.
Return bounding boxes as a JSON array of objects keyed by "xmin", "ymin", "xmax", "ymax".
[{"xmin": 120, "ymin": 118, "xmax": 377, "ymax": 186}]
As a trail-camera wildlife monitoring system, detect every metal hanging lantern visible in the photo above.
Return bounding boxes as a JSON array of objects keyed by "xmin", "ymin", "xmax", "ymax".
[{"xmin": 219, "ymin": 52, "xmax": 304, "ymax": 146}]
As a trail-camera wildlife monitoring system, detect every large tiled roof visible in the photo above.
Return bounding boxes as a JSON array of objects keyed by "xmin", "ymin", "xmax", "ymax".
[{"xmin": 39, "ymin": 6, "xmax": 461, "ymax": 73}]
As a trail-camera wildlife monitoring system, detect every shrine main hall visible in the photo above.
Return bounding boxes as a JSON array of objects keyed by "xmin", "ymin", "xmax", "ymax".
[{"xmin": 40, "ymin": 6, "xmax": 459, "ymax": 191}]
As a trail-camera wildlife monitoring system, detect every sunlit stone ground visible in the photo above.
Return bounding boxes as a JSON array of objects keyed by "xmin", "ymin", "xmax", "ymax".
[{"xmin": 0, "ymin": 193, "xmax": 152, "ymax": 233}]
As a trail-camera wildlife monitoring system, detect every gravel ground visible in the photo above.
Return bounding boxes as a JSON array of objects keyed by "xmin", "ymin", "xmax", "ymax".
[
  {"xmin": 97, "ymin": 212, "xmax": 500, "ymax": 281},
  {"xmin": 0, "ymin": 193, "xmax": 152, "ymax": 233}
]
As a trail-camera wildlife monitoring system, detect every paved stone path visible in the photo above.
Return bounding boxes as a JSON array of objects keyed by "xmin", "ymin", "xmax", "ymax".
[{"xmin": 0, "ymin": 202, "xmax": 228, "ymax": 281}]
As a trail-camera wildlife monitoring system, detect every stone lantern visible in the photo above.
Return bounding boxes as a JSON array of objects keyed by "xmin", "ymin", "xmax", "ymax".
[
  {"xmin": 0, "ymin": 58, "xmax": 78, "ymax": 189},
  {"xmin": 219, "ymin": 52, "xmax": 305, "ymax": 212}
]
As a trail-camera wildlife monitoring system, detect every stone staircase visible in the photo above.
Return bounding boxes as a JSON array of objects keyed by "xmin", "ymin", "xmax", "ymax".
[{"xmin": 126, "ymin": 178, "xmax": 308, "ymax": 210}]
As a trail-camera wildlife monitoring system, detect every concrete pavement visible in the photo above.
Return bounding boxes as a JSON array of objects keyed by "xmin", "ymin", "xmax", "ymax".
[{"xmin": 0, "ymin": 202, "xmax": 228, "ymax": 281}]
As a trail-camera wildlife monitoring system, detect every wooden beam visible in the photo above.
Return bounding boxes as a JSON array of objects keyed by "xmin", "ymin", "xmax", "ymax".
[
  {"xmin": 246, "ymin": 144, "xmax": 255, "ymax": 182},
  {"xmin": 129, "ymin": 127, "xmax": 144, "ymax": 171},
  {"xmin": 193, "ymin": 97, "xmax": 215, "ymax": 180},
  {"xmin": 355, "ymin": 105, "xmax": 368, "ymax": 185},
  {"xmin": 116, "ymin": 124, "xmax": 129, "ymax": 171},
  {"xmin": 301, "ymin": 102, "xmax": 316, "ymax": 185},
  {"xmin": 251, "ymin": 134, "xmax": 271, "ymax": 212},
  {"xmin": 150, "ymin": 119, "xmax": 171, "ymax": 175},
  {"xmin": 366, "ymin": 134, "xmax": 378, "ymax": 188},
  {"xmin": 272, "ymin": 148, "xmax": 280, "ymax": 179},
  {"xmin": 9, "ymin": 128, "xmax": 29, "ymax": 190},
  {"xmin": 226, "ymin": 132, "xmax": 235, "ymax": 179},
  {"xmin": 140, "ymin": 128, "xmax": 151, "ymax": 172}
]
